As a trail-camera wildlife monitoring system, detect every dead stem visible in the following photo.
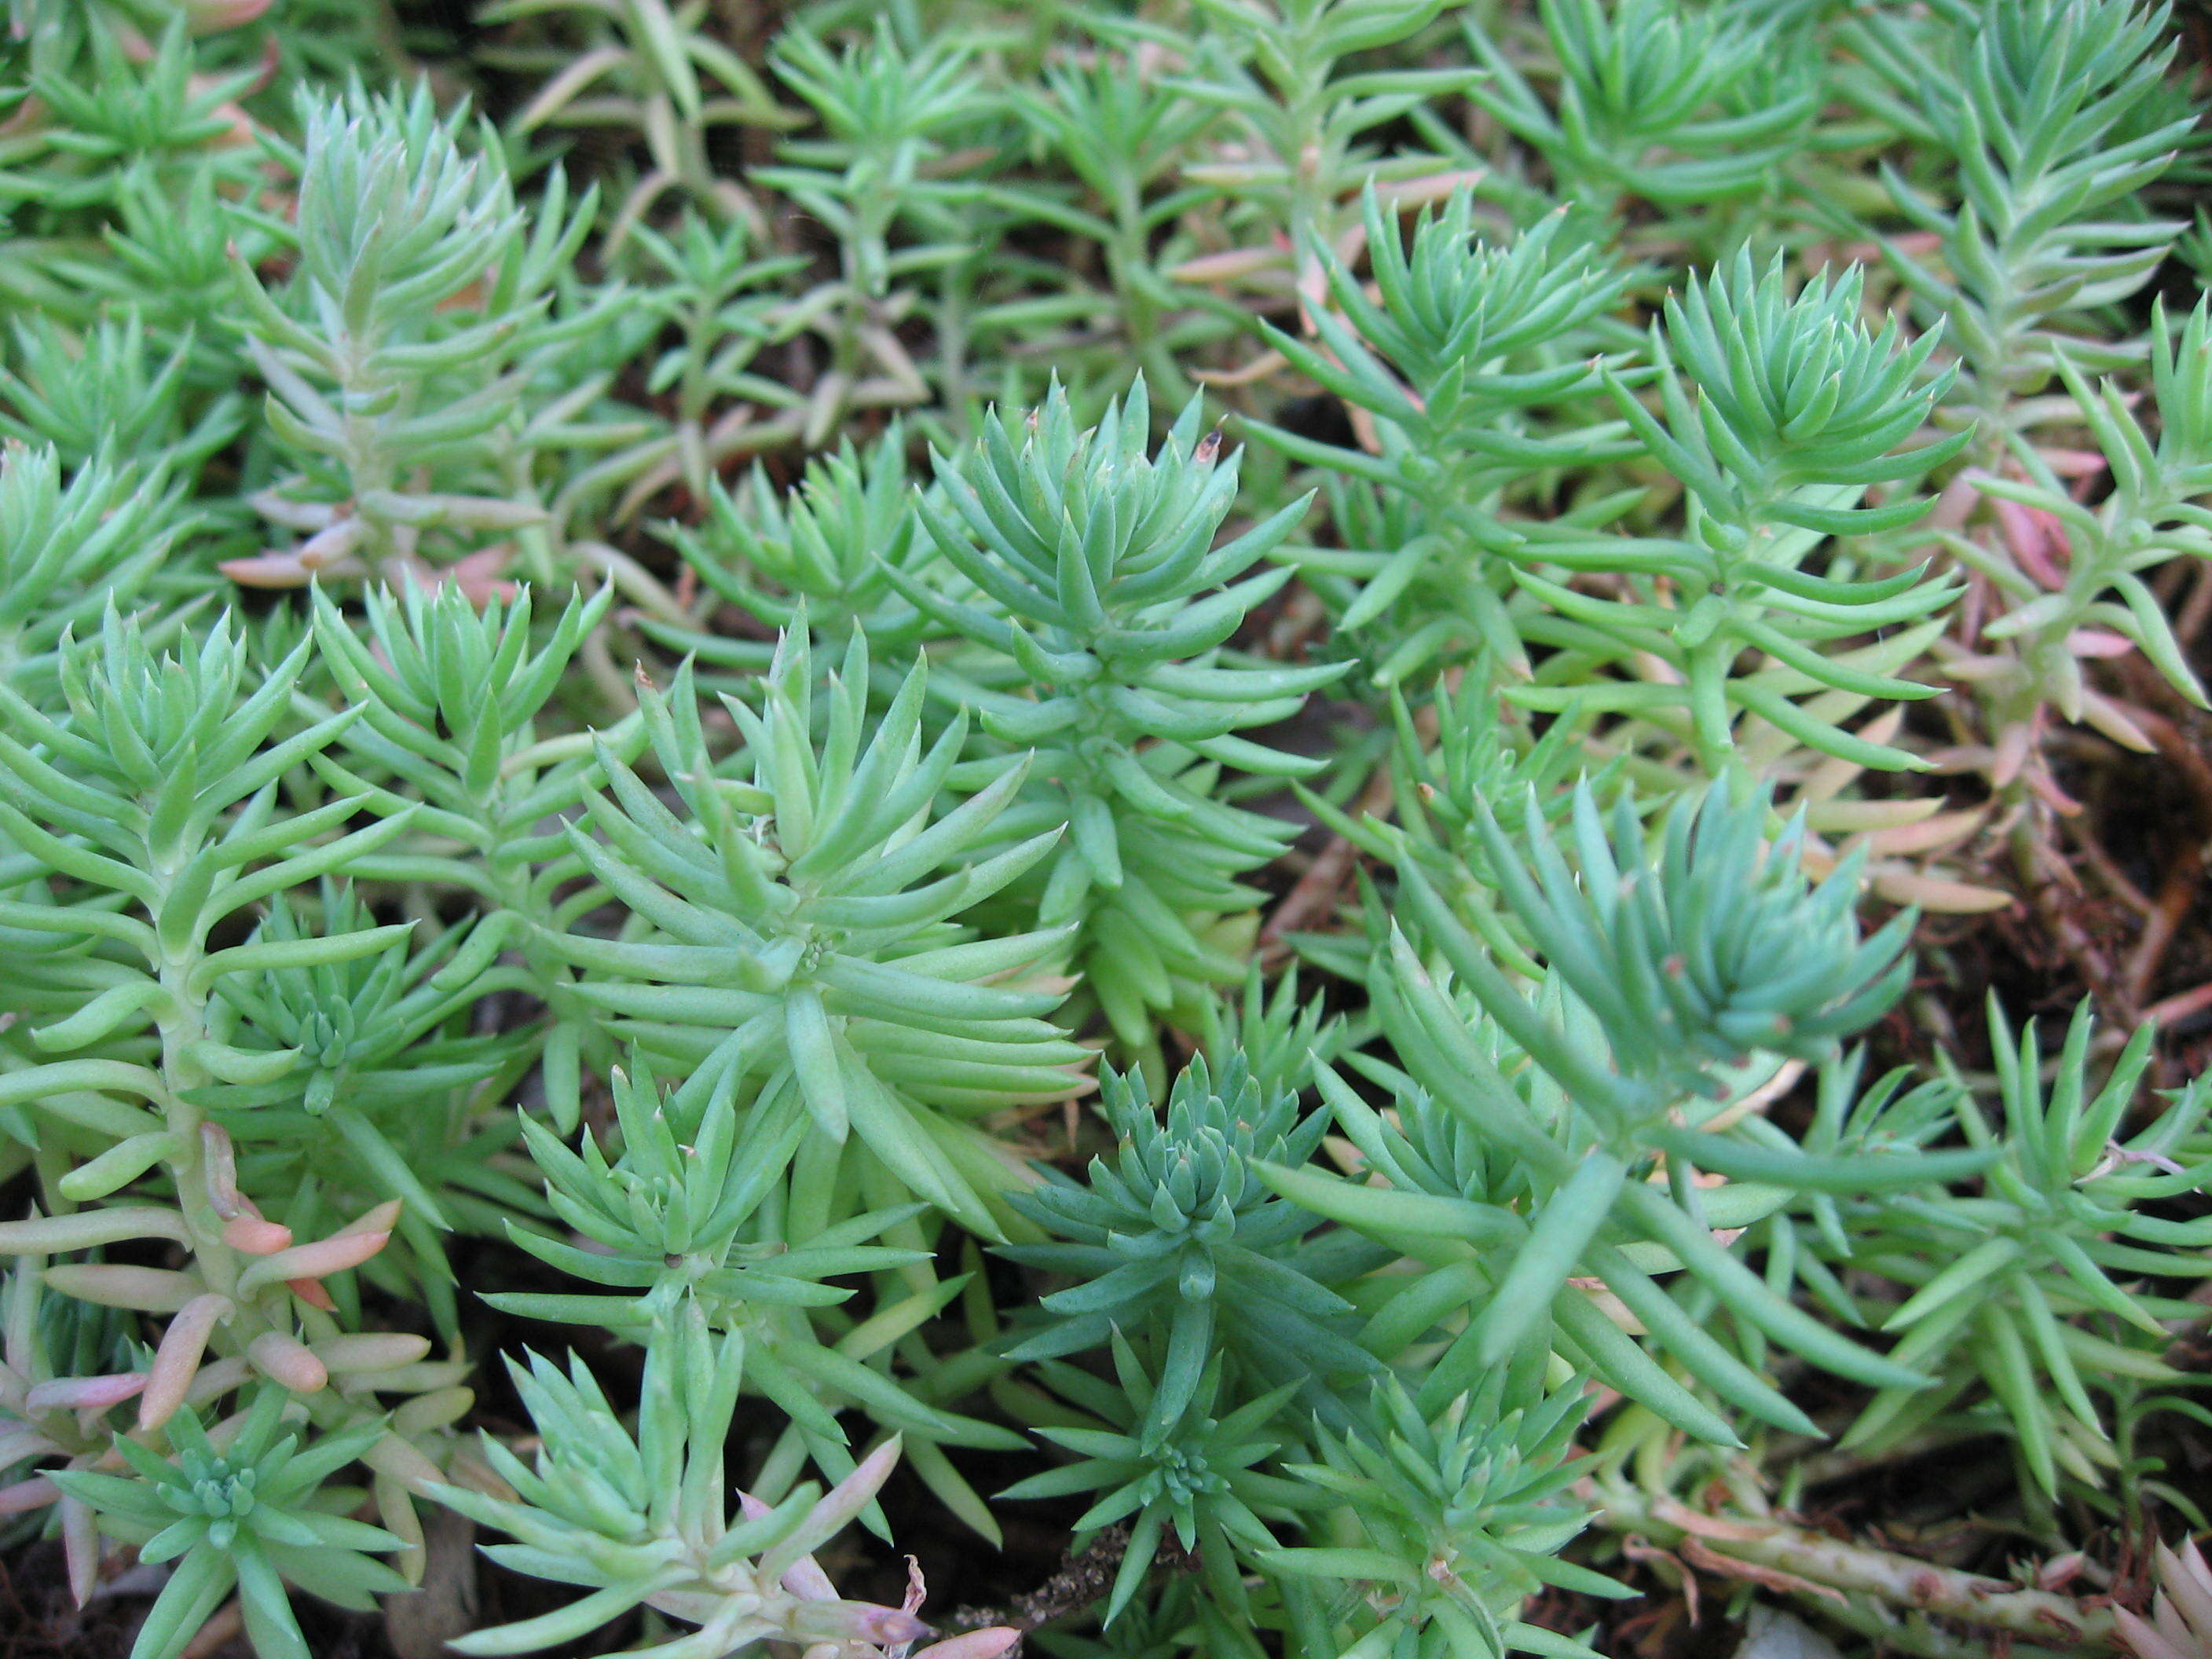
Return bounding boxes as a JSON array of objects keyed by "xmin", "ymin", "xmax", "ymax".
[{"xmin": 1587, "ymin": 1481, "xmax": 2116, "ymax": 1653}]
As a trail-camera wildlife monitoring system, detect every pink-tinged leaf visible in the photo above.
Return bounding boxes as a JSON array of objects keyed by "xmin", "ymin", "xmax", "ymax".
[
  {"xmin": 246, "ymin": 1331, "xmax": 328, "ymax": 1393},
  {"xmin": 335, "ymin": 1199, "xmax": 405, "ymax": 1240},
  {"xmin": 0, "ymin": 1475, "xmax": 58, "ymax": 1516},
  {"xmin": 222, "ymin": 517, "xmax": 365, "ymax": 588},
  {"xmin": 1168, "ymin": 247, "xmax": 1284, "ymax": 283},
  {"xmin": 2037, "ymin": 1553, "xmax": 2087, "ymax": 1593},
  {"xmin": 2113, "ymin": 1607, "xmax": 2187, "ymax": 1659},
  {"xmin": 2078, "ymin": 691, "xmax": 2157, "ymax": 754},
  {"xmin": 1993, "ymin": 498, "xmax": 2070, "ymax": 589},
  {"xmin": 221, "ymin": 551, "xmax": 340, "ymax": 588},
  {"xmin": 206, "ymin": 97, "xmax": 261, "ymax": 149},
  {"xmin": 288, "ymin": 1278, "xmax": 338, "ymax": 1311},
  {"xmin": 62, "ymin": 1495, "xmax": 98, "ymax": 1606},
  {"xmin": 786, "ymin": 1599, "xmax": 932, "ymax": 1646},
  {"xmin": 735, "ymin": 1489, "xmax": 839, "ymax": 1595},
  {"xmin": 782, "ymin": 1553, "xmax": 837, "ymax": 1601},
  {"xmin": 1192, "ymin": 350, "xmax": 1290, "ymax": 390},
  {"xmin": 912, "ymin": 1628, "xmax": 1024, "ymax": 1659},
  {"xmin": 25, "ymin": 1372, "xmax": 146, "ymax": 1415},
  {"xmin": 1869, "ymin": 871, "xmax": 2017, "ymax": 914},
  {"xmin": 183, "ymin": 1357, "xmax": 254, "ymax": 1407},
  {"xmin": 2067, "ymin": 629, "xmax": 2135, "ymax": 659},
  {"xmin": 2023, "ymin": 764, "xmax": 2084, "ymax": 816},
  {"xmin": 309, "ymin": 1333, "xmax": 432, "ymax": 1374},
  {"xmin": 141, "ymin": 1295, "xmax": 234, "ymax": 1431},
  {"xmin": 42, "ymin": 1265, "xmax": 200, "ymax": 1313},
  {"xmin": 234, "ymin": 1214, "xmax": 397, "ymax": 1295},
  {"xmin": 362, "ymin": 1431, "xmax": 448, "ymax": 1492},
  {"xmin": 800, "ymin": 1437, "xmax": 903, "ymax": 1545},
  {"xmin": 186, "ymin": 0, "xmax": 273, "ymax": 29},
  {"xmin": 0, "ymin": 1428, "xmax": 53, "ymax": 1469},
  {"xmin": 2038, "ymin": 448, "xmax": 2110, "ymax": 479},
  {"xmin": 1379, "ymin": 169, "xmax": 1488, "ymax": 207},
  {"xmin": 223, "ymin": 1215, "xmax": 294, "ymax": 1254},
  {"xmin": 407, "ymin": 545, "xmax": 519, "ymax": 608}
]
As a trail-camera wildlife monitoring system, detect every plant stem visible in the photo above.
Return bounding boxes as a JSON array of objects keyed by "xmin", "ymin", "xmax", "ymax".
[{"xmin": 1586, "ymin": 1478, "xmax": 2114, "ymax": 1652}]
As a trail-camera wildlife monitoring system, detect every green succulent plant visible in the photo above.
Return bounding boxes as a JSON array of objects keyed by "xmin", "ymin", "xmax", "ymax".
[
  {"xmin": 895, "ymin": 380, "xmax": 1343, "ymax": 1052},
  {"xmin": 429, "ymin": 1305, "xmax": 1020, "ymax": 1659},
  {"xmin": 1265, "ymin": 1373, "xmax": 1625, "ymax": 1659},
  {"xmin": 1470, "ymin": 0, "xmax": 1822, "ymax": 214},
  {"xmin": 0, "ymin": 6, "xmax": 2209, "ymax": 1659},
  {"xmin": 646, "ymin": 424, "xmax": 954, "ymax": 683},
  {"xmin": 1512, "ymin": 251, "xmax": 1968, "ymax": 772},
  {"xmin": 1003, "ymin": 1334, "xmax": 1313, "ymax": 1624},
  {"xmin": 555, "ymin": 626, "xmax": 1090, "ymax": 1238},
  {"xmin": 1842, "ymin": 1002, "xmax": 2212, "ymax": 1496},
  {"xmin": 485, "ymin": 1052, "xmax": 1025, "ymax": 1534},
  {"xmin": 54, "ymin": 1386, "xmax": 411, "ymax": 1659},
  {"xmin": 1003, "ymin": 1053, "xmax": 1375, "ymax": 1437},
  {"xmin": 232, "ymin": 81, "xmax": 606, "ymax": 588},
  {"xmin": 0, "ymin": 443, "xmax": 184, "ymax": 700},
  {"xmin": 1253, "ymin": 186, "xmax": 1635, "ymax": 687}
]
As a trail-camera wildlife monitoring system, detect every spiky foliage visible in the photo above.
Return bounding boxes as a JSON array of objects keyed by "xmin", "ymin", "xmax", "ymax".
[
  {"xmin": 1262, "ymin": 783, "xmax": 1962, "ymax": 1445},
  {"xmin": 53, "ymin": 1386, "xmax": 410, "ymax": 1659},
  {"xmin": 476, "ymin": 0, "xmax": 783, "ymax": 244},
  {"xmin": 1470, "ymin": 0, "xmax": 1822, "ymax": 214},
  {"xmin": 1199, "ymin": 963, "xmax": 1345, "ymax": 1103},
  {"xmin": 1841, "ymin": 1005, "xmax": 2212, "ymax": 1496},
  {"xmin": 1003, "ymin": 1335, "xmax": 1312, "ymax": 1624},
  {"xmin": 647, "ymin": 426, "xmax": 950, "ymax": 681},
  {"xmin": 0, "ymin": 1256, "xmax": 138, "ymax": 1602},
  {"xmin": 1266, "ymin": 1375, "xmax": 1626, "ymax": 1659},
  {"xmin": 1966, "ymin": 298, "xmax": 2212, "ymax": 719},
  {"xmin": 2119, "ymin": 1539, "xmax": 2212, "ymax": 1659},
  {"xmin": 4, "ymin": 5, "xmax": 2212, "ymax": 1658},
  {"xmin": 897, "ymin": 381, "xmax": 1343, "ymax": 1050},
  {"xmin": 1254, "ymin": 188, "xmax": 1634, "ymax": 687},
  {"xmin": 1159, "ymin": 0, "xmax": 1474, "ymax": 306},
  {"xmin": 428, "ymin": 1307, "xmax": 1018, "ymax": 1659},
  {"xmin": 762, "ymin": 24, "xmax": 983, "ymax": 306},
  {"xmin": 0, "ymin": 310, "xmax": 242, "ymax": 473},
  {"xmin": 0, "ymin": 613, "xmax": 468, "ymax": 1603},
  {"xmin": 1850, "ymin": 0, "xmax": 2195, "ymax": 391},
  {"xmin": 1003, "ymin": 1054, "xmax": 1372, "ymax": 1437},
  {"xmin": 199, "ymin": 885, "xmax": 536, "ymax": 1336},
  {"xmin": 1514, "ymin": 252, "xmax": 1968, "ymax": 771},
  {"xmin": 493, "ymin": 1053, "xmax": 924, "ymax": 1333},
  {"xmin": 231, "ymin": 82, "xmax": 601, "ymax": 587},
  {"xmin": 305, "ymin": 580, "xmax": 629, "ymax": 1132},
  {"xmin": 554, "ymin": 628, "xmax": 1090, "ymax": 1237},
  {"xmin": 0, "ymin": 445, "xmax": 182, "ymax": 699},
  {"xmin": 1409, "ymin": 781, "xmax": 1917, "ymax": 1108},
  {"xmin": 1302, "ymin": 668, "xmax": 1590, "ymax": 975},
  {"xmin": 485, "ymin": 1053, "xmax": 1024, "ymax": 1533},
  {"xmin": 0, "ymin": 17, "xmax": 262, "ymax": 228}
]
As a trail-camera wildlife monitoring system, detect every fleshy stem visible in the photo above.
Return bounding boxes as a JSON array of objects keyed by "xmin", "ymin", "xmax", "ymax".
[
  {"xmin": 353, "ymin": 736, "xmax": 636, "ymax": 1136},
  {"xmin": 126, "ymin": 856, "xmax": 431, "ymax": 1492},
  {"xmin": 1586, "ymin": 1478, "xmax": 2113, "ymax": 1654}
]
